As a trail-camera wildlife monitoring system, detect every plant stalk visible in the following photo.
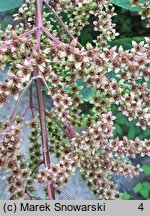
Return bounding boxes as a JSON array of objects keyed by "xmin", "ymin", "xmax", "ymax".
[
  {"xmin": 35, "ymin": 0, "xmax": 54, "ymax": 200},
  {"xmin": 9, "ymin": 76, "xmax": 37, "ymax": 126},
  {"xmin": 43, "ymin": 0, "xmax": 82, "ymax": 49},
  {"xmin": 2, "ymin": 27, "xmax": 38, "ymax": 48}
]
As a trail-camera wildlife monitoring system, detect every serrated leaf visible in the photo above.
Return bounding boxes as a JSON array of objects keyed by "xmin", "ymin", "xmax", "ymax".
[
  {"xmin": 113, "ymin": 130, "xmax": 117, "ymax": 138},
  {"xmin": 143, "ymin": 182, "xmax": 150, "ymax": 190},
  {"xmin": 0, "ymin": 0, "xmax": 23, "ymax": 12},
  {"xmin": 138, "ymin": 134, "xmax": 144, "ymax": 140},
  {"xmin": 140, "ymin": 189, "xmax": 149, "ymax": 199},
  {"xmin": 76, "ymin": 79, "xmax": 95, "ymax": 102},
  {"xmin": 79, "ymin": 27, "xmax": 93, "ymax": 46},
  {"xmin": 0, "ymin": 23, "xmax": 8, "ymax": 31},
  {"xmin": 115, "ymin": 112, "xmax": 128, "ymax": 125},
  {"xmin": 143, "ymin": 130, "xmax": 150, "ymax": 138},
  {"xmin": 111, "ymin": 104, "xmax": 118, "ymax": 114},
  {"xmin": 109, "ymin": 37, "xmax": 145, "ymax": 50},
  {"xmin": 121, "ymin": 192, "xmax": 131, "ymax": 200},
  {"xmin": 133, "ymin": 183, "xmax": 143, "ymax": 193},
  {"xmin": 115, "ymin": 123, "xmax": 122, "ymax": 135},
  {"xmin": 112, "ymin": 0, "xmax": 149, "ymax": 12},
  {"xmin": 142, "ymin": 166, "xmax": 150, "ymax": 175},
  {"xmin": 127, "ymin": 127, "xmax": 136, "ymax": 140}
]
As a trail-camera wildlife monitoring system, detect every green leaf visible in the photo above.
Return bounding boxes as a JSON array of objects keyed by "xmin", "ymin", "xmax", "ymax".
[
  {"xmin": 76, "ymin": 79, "xmax": 95, "ymax": 102},
  {"xmin": 0, "ymin": 0, "xmax": 23, "ymax": 12},
  {"xmin": 143, "ymin": 130, "xmax": 150, "ymax": 138},
  {"xmin": 133, "ymin": 183, "xmax": 143, "ymax": 193},
  {"xmin": 121, "ymin": 192, "xmax": 131, "ymax": 200},
  {"xmin": 142, "ymin": 166, "xmax": 150, "ymax": 175},
  {"xmin": 127, "ymin": 127, "xmax": 136, "ymax": 140},
  {"xmin": 109, "ymin": 37, "xmax": 145, "ymax": 50},
  {"xmin": 112, "ymin": 0, "xmax": 149, "ymax": 12},
  {"xmin": 140, "ymin": 189, "xmax": 149, "ymax": 199},
  {"xmin": 0, "ymin": 23, "xmax": 8, "ymax": 30},
  {"xmin": 79, "ymin": 27, "xmax": 93, "ymax": 47},
  {"xmin": 143, "ymin": 182, "xmax": 150, "ymax": 190},
  {"xmin": 115, "ymin": 112, "xmax": 128, "ymax": 125},
  {"xmin": 111, "ymin": 104, "xmax": 118, "ymax": 114},
  {"xmin": 115, "ymin": 123, "xmax": 122, "ymax": 135}
]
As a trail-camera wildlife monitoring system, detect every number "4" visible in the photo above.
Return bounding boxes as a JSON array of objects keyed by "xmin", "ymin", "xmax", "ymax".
[{"xmin": 138, "ymin": 203, "xmax": 144, "ymax": 211}]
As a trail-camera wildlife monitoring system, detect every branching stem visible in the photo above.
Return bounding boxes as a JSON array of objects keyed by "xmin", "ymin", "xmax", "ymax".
[
  {"xmin": 54, "ymin": 184, "xmax": 74, "ymax": 200},
  {"xmin": 43, "ymin": 1, "xmax": 111, "ymax": 83},
  {"xmin": 35, "ymin": 0, "xmax": 54, "ymax": 200},
  {"xmin": 9, "ymin": 76, "xmax": 37, "ymax": 126},
  {"xmin": 25, "ymin": 189, "xmax": 41, "ymax": 200},
  {"xmin": 30, "ymin": 160, "xmax": 44, "ymax": 176},
  {"xmin": 43, "ymin": 0, "xmax": 82, "ymax": 49},
  {"xmin": 1, "ymin": 27, "xmax": 38, "ymax": 49},
  {"xmin": 29, "ymin": 84, "xmax": 35, "ymax": 118},
  {"xmin": 42, "ymin": 26, "xmax": 62, "ymax": 44}
]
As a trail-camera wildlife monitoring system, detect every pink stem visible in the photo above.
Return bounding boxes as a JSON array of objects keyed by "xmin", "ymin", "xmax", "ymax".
[
  {"xmin": 20, "ymin": 106, "xmax": 30, "ymax": 118},
  {"xmin": 43, "ymin": 0, "xmax": 83, "ymax": 49},
  {"xmin": 9, "ymin": 76, "xmax": 37, "ymax": 127},
  {"xmin": 42, "ymin": 26, "xmax": 61, "ymax": 44},
  {"xmin": 1, "ymin": 27, "xmax": 38, "ymax": 49},
  {"xmin": 35, "ymin": 0, "xmax": 53, "ymax": 200},
  {"xmin": 64, "ymin": 120, "xmax": 77, "ymax": 140},
  {"xmin": 54, "ymin": 184, "xmax": 74, "ymax": 200}
]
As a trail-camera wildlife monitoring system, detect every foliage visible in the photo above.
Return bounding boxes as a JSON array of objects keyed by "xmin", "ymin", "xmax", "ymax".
[
  {"xmin": 76, "ymin": 79, "xmax": 95, "ymax": 102},
  {"xmin": 109, "ymin": 37, "xmax": 145, "ymax": 50},
  {"xmin": 0, "ymin": 0, "xmax": 23, "ymax": 12},
  {"xmin": 133, "ymin": 182, "xmax": 150, "ymax": 199},
  {"xmin": 121, "ymin": 192, "xmax": 131, "ymax": 200},
  {"xmin": 121, "ymin": 165, "xmax": 150, "ymax": 200},
  {"xmin": 142, "ymin": 165, "xmax": 150, "ymax": 174},
  {"xmin": 112, "ymin": 0, "xmax": 150, "ymax": 11},
  {"xmin": 0, "ymin": 0, "xmax": 149, "ymax": 201}
]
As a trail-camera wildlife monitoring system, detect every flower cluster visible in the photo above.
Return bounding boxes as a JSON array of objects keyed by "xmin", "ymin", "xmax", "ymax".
[
  {"xmin": 106, "ymin": 39, "xmax": 150, "ymax": 130},
  {"xmin": 28, "ymin": 118, "xmax": 42, "ymax": 171},
  {"xmin": 0, "ymin": 0, "xmax": 149, "ymax": 200},
  {"xmin": 0, "ymin": 119, "xmax": 31, "ymax": 199},
  {"xmin": 0, "ymin": 122, "xmax": 23, "ymax": 168},
  {"xmin": 72, "ymin": 112, "xmax": 115, "ymax": 151},
  {"xmin": 0, "ymin": 38, "xmax": 34, "ymax": 105},
  {"xmin": 108, "ymin": 137, "xmax": 150, "ymax": 158},
  {"xmin": 37, "ymin": 155, "xmax": 79, "ymax": 186},
  {"xmin": 7, "ymin": 155, "xmax": 29, "ymax": 200},
  {"xmin": 64, "ymin": 112, "xmax": 144, "ymax": 199},
  {"xmin": 79, "ymin": 152, "xmax": 141, "ymax": 199},
  {"xmin": 42, "ymin": 0, "xmax": 118, "ymax": 47},
  {"xmin": 130, "ymin": 0, "xmax": 150, "ymax": 27}
]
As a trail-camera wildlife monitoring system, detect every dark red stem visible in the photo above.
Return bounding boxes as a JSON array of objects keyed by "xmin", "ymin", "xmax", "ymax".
[{"xmin": 35, "ymin": 0, "xmax": 53, "ymax": 200}]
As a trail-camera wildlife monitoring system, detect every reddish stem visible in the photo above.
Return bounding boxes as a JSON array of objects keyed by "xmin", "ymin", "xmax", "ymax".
[
  {"xmin": 54, "ymin": 184, "xmax": 74, "ymax": 200},
  {"xmin": 42, "ymin": 26, "xmax": 62, "ymax": 45},
  {"xmin": 9, "ymin": 76, "xmax": 37, "ymax": 127},
  {"xmin": 35, "ymin": 0, "xmax": 53, "ymax": 200},
  {"xmin": 1, "ymin": 27, "xmax": 38, "ymax": 49},
  {"xmin": 20, "ymin": 106, "xmax": 30, "ymax": 118},
  {"xmin": 43, "ymin": 0, "xmax": 82, "ymax": 49},
  {"xmin": 63, "ymin": 120, "xmax": 77, "ymax": 140},
  {"xmin": 29, "ymin": 84, "xmax": 35, "ymax": 118},
  {"xmin": 30, "ymin": 160, "xmax": 44, "ymax": 176}
]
